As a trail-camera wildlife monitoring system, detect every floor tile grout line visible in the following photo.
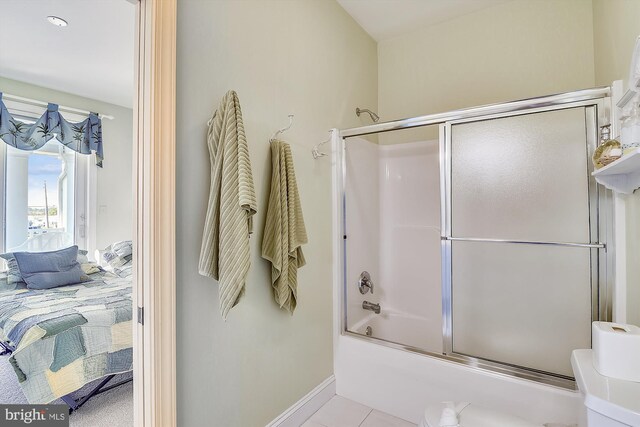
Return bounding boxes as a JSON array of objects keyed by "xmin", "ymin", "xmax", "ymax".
[{"xmin": 357, "ymin": 408, "xmax": 374, "ymax": 427}]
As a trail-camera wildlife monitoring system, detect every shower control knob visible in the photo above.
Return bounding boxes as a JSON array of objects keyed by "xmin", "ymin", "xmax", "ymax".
[{"xmin": 358, "ymin": 271, "xmax": 374, "ymax": 294}]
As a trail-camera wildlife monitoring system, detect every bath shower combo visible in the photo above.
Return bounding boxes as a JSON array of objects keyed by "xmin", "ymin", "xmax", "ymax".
[{"xmin": 333, "ymin": 86, "xmax": 617, "ymax": 424}]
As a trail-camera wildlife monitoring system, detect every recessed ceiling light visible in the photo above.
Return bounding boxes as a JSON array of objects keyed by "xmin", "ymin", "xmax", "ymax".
[{"xmin": 47, "ymin": 16, "xmax": 68, "ymax": 27}]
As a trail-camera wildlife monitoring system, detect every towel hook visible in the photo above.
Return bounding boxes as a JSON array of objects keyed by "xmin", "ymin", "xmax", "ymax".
[
  {"xmin": 312, "ymin": 130, "xmax": 332, "ymax": 159},
  {"xmin": 271, "ymin": 114, "xmax": 294, "ymax": 141}
]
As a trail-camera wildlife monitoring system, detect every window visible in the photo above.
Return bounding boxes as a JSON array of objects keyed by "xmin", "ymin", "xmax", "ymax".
[
  {"xmin": 0, "ymin": 110, "xmax": 94, "ymax": 255},
  {"xmin": 5, "ymin": 140, "xmax": 75, "ymax": 252}
]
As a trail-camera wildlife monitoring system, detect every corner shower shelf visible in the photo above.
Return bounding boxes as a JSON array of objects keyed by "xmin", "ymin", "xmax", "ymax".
[{"xmin": 592, "ymin": 148, "xmax": 640, "ymax": 194}]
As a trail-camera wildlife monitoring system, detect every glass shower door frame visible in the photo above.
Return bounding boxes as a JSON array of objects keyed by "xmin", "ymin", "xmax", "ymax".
[
  {"xmin": 440, "ymin": 99, "xmax": 613, "ymax": 387},
  {"xmin": 337, "ymin": 87, "xmax": 613, "ymax": 390}
]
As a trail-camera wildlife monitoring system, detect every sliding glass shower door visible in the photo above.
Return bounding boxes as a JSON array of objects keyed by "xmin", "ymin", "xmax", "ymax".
[
  {"xmin": 339, "ymin": 88, "xmax": 612, "ymax": 388},
  {"xmin": 443, "ymin": 106, "xmax": 603, "ymax": 378}
]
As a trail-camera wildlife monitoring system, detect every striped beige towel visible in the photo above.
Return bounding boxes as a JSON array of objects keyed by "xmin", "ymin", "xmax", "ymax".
[
  {"xmin": 199, "ymin": 90, "xmax": 257, "ymax": 320},
  {"xmin": 262, "ymin": 139, "xmax": 308, "ymax": 314}
]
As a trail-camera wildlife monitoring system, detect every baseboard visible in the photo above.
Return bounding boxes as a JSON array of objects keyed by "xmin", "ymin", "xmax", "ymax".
[{"xmin": 265, "ymin": 375, "xmax": 336, "ymax": 427}]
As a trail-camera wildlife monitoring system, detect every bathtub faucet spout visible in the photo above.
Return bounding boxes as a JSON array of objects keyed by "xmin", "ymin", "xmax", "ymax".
[{"xmin": 362, "ymin": 301, "xmax": 381, "ymax": 314}]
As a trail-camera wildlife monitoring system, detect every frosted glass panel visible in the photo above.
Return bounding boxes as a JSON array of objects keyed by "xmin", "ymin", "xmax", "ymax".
[
  {"xmin": 451, "ymin": 241, "xmax": 592, "ymax": 377},
  {"xmin": 451, "ymin": 108, "xmax": 590, "ymax": 243}
]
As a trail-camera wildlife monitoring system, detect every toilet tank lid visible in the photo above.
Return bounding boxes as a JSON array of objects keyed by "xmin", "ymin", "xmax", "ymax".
[{"xmin": 571, "ymin": 349, "xmax": 640, "ymax": 425}]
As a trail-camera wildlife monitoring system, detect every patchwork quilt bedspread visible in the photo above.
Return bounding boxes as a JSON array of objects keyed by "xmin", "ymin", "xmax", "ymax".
[{"xmin": 0, "ymin": 270, "xmax": 132, "ymax": 403}]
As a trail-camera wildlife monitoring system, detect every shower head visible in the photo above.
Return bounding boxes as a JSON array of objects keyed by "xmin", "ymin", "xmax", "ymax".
[{"xmin": 356, "ymin": 107, "xmax": 380, "ymax": 123}]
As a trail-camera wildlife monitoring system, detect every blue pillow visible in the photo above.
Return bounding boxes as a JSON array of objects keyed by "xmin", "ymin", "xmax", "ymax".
[
  {"xmin": 1, "ymin": 249, "xmax": 89, "ymax": 285},
  {"xmin": 13, "ymin": 246, "xmax": 90, "ymax": 290}
]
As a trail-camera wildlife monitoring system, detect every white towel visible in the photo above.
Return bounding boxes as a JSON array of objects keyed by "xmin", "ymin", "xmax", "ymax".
[{"xmin": 198, "ymin": 90, "xmax": 257, "ymax": 320}]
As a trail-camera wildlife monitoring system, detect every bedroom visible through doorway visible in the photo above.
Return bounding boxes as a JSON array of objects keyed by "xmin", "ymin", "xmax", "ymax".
[{"xmin": 0, "ymin": 1, "xmax": 137, "ymax": 426}]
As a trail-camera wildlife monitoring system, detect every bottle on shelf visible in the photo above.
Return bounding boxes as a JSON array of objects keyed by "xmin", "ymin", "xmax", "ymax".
[{"xmin": 621, "ymin": 103, "xmax": 640, "ymax": 154}]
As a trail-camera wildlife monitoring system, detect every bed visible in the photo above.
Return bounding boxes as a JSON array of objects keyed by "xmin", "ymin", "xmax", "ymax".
[{"xmin": 0, "ymin": 268, "xmax": 132, "ymax": 407}]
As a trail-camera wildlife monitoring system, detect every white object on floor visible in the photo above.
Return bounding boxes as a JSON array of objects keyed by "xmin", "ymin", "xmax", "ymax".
[
  {"xmin": 420, "ymin": 402, "xmax": 543, "ymax": 427},
  {"xmin": 571, "ymin": 349, "xmax": 640, "ymax": 426},
  {"xmin": 592, "ymin": 322, "xmax": 640, "ymax": 382},
  {"xmin": 438, "ymin": 401, "xmax": 465, "ymax": 426},
  {"xmin": 303, "ymin": 395, "xmax": 415, "ymax": 427}
]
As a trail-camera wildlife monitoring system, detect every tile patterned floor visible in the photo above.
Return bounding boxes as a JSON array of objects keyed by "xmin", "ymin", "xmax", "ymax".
[{"xmin": 303, "ymin": 396, "xmax": 416, "ymax": 427}]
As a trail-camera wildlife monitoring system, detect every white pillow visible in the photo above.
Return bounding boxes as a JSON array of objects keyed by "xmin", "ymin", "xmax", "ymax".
[{"xmin": 98, "ymin": 241, "xmax": 133, "ymax": 278}]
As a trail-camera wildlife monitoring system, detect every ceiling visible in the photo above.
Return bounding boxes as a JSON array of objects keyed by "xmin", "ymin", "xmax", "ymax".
[
  {"xmin": 0, "ymin": 0, "xmax": 511, "ymax": 106},
  {"xmin": 337, "ymin": 0, "xmax": 512, "ymax": 41},
  {"xmin": 0, "ymin": 0, "xmax": 135, "ymax": 108}
]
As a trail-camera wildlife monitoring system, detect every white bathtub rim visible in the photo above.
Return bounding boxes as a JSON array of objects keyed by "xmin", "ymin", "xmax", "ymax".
[
  {"xmin": 335, "ymin": 334, "xmax": 580, "ymax": 425},
  {"xmin": 341, "ymin": 331, "xmax": 578, "ymax": 393}
]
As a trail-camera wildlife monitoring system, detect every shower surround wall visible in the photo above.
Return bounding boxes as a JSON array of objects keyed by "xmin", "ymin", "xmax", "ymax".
[
  {"xmin": 345, "ymin": 138, "xmax": 441, "ymax": 352},
  {"xmin": 344, "ymin": 137, "xmax": 380, "ymax": 330},
  {"xmin": 378, "ymin": 140, "xmax": 441, "ymax": 352}
]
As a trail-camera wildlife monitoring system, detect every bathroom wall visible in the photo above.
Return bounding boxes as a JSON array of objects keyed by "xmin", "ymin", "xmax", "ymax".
[
  {"xmin": 175, "ymin": 1, "xmax": 377, "ymax": 426},
  {"xmin": 592, "ymin": 0, "xmax": 640, "ymax": 88},
  {"xmin": 377, "ymin": 0, "xmax": 595, "ymax": 142},
  {"xmin": 0, "ymin": 76, "xmax": 133, "ymax": 254},
  {"xmin": 592, "ymin": 0, "xmax": 640, "ymax": 326}
]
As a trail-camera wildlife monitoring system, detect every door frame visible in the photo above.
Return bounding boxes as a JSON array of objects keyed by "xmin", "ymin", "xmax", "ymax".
[{"xmin": 133, "ymin": 0, "xmax": 177, "ymax": 426}]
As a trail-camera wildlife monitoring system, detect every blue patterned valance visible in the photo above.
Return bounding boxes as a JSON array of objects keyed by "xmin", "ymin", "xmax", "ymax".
[{"xmin": 0, "ymin": 92, "xmax": 103, "ymax": 167}]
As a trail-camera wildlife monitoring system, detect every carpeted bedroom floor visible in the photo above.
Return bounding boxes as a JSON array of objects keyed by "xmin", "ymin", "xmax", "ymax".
[{"xmin": 1, "ymin": 353, "xmax": 132, "ymax": 426}]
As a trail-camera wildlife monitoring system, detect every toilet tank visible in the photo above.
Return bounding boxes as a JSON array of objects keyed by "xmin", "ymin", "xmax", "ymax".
[{"xmin": 571, "ymin": 349, "xmax": 640, "ymax": 427}]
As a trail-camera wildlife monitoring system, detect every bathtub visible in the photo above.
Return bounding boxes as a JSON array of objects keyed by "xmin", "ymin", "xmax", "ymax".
[
  {"xmin": 335, "ymin": 330, "xmax": 581, "ymax": 425},
  {"xmin": 338, "ymin": 309, "xmax": 580, "ymax": 425},
  {"xmin": 351, "ymin": 310, "xmax": 443, "ymax": 353}
]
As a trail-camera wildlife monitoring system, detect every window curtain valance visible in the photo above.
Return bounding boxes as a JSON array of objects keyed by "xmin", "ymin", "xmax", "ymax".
[{"xmin": 0, "ymin": 92, "xmax": 103, "ymax": 167}]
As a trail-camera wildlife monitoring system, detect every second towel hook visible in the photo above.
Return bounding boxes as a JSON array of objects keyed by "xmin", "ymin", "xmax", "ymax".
[
  {"xmin": 312, "ymin": 130, "xmax": 332, "ymax": 159},
  {"xmin": 271, "ymin": 114, "xmax": 294, "ymax": 141}
]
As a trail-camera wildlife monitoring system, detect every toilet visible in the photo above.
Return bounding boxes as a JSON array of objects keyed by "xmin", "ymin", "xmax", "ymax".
[
  {"xmin": 572, "ymin": 349, "xmax": 640, "ymax": 427},
  {"xmin": 419, "ymin": 402, "xmax": 543, "ymax": 427}
]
